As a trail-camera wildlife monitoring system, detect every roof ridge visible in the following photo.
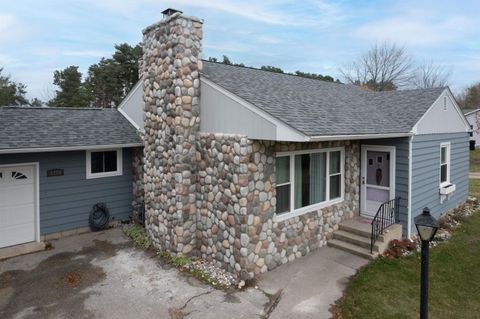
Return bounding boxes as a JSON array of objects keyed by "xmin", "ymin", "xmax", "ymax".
[
  {"xmin": 1, "ymin": 106, "xmax": 111, "ymax": 111},
  {"xmin": 201, "ymin": 59, "xmax": 349, "ymax": 87},
  {"xmin": 369, "ymin": 86, "xmax": 446, "ymax": 94}
]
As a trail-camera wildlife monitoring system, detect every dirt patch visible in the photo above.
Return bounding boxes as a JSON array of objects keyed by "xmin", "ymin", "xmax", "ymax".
[
  {"xmin": 0, "ymin": 273, "xmax": 13, "ymax": 289},
  {"xmin": 168, "ymin": 307, "xmax": 186, "ymax": 319},
  {"xmin": 64, "ymin": 272, "xmax": 82, "ymax": 287},
  {"xmin": 0, "ymin": 239, "xmax": 129, "ymax": 319}
]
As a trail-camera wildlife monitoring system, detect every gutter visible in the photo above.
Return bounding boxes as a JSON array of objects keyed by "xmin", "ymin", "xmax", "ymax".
[
  {"xmin": 308, "ymin": 132, "xmax": 414, "ymax": 142},
  {"xmin": 0, "ymin": 143, "xmax": 143, "ymax": 155}
]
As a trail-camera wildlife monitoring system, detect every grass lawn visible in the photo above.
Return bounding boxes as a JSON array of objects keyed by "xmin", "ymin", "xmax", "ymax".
[
  {"xmin": 337, "ymin": 209, "xmax": 480, "ymax": 319},
  {"xmin": 470, "ymin": 179, "xmax": 480, "ymax": 197},
  {"xmin": 470, "ymin": 149, "xmax": 480, "ymax": 172}
]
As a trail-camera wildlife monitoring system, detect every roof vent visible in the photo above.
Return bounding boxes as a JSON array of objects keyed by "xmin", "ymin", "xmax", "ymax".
[{"xmin": 162, "ymin": 8, "xmax": 182, "ymax": 18}]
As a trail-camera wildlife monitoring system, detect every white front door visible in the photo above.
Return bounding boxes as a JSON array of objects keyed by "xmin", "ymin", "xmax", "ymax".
[
  {"xmin": 0, "ymin": 164, "xmax": 37, "ymax": 248},
  {"xmin": 360, "ymin": 146, "xmax": 396, "ymax": 219}
]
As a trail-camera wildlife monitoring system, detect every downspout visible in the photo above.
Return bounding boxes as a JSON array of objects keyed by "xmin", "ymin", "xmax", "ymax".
[{"xmin": 407, "ymin": 135, "xmax": 413, "ymax": 239}]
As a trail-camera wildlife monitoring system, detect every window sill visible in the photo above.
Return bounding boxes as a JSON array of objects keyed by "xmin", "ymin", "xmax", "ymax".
[
  {"xmin": 86, "ymin": 171, "xmax": 123, "ymax": 179},
  {"xmin": 273, "ymin": 197, "xmax": 344, "ymax": 223}
]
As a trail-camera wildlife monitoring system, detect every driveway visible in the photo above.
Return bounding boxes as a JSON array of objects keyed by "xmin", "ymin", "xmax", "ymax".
[{"xmin": 0, "ymin": 228, "xmax": 367, "ymax": 319}]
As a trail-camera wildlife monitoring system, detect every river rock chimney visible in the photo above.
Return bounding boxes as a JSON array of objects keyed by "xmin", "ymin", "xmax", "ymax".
[{"xmin": 140, "ymin": 10, "xmax": 203, "ymax": 255}]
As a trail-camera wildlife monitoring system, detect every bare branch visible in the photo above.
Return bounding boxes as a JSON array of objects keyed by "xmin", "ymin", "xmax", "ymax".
[
  {"xmin": 411, "ymin": 60, "xmax": 451, "ymax": 89},
  {"xmin": 339, "ymin": 42, "xmax": 413, "ymax": 91}
]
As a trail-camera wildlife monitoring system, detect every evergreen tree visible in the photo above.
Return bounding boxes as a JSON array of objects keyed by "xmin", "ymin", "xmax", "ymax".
[
  {"xmin": 85, "ymin": 43, "xmax": 142, "ymax": 108},
  {"xmin": 48, "ymin": 66, "xmax": 92, "ymax": 107},
  {"xmin": 0, "ymin": 68, "xmax": 29, "ymax": 106}
]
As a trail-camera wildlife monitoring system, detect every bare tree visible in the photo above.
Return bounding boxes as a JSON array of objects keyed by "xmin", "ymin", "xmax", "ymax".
[
  {"xmin": 411, "ymin": 60, "xmax": 451, "ymax": 89},
  {"xmin": 340, "ymin": 42, "xmax": 413, "ymax": 91},
  {"xmin": 456, "ymin": 82, "xmax": 480, "ymax": 109}
]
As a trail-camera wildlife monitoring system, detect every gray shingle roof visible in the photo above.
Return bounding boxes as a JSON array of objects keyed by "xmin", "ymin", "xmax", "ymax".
[
  {"xmin": 0, "ymin": 107, "xmax": 142, "ymax": 151},
  {"xmin": 202, "ymin": 61, "xmax": 445, "ymax": 136}
]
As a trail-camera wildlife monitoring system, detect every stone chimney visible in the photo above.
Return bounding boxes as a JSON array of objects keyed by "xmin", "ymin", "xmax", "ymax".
[{"xmin": 140, "ymin": 10, "xmax": 203, "ymax": 255}]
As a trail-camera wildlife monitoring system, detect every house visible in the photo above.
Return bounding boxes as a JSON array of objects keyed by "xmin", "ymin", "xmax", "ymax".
[
  {"xmin": 463, "ymin": 108, "xmax": 480, "ymax": 148},
  {"xmin": 0, "ymin": 9, "xmax": 470, "ymax": 278},
  {"xmin": 0, "ymin": 107, "xmax": 143, "ymax": 254}
]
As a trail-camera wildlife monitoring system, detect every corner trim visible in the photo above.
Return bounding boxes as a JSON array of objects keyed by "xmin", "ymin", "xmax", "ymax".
[{"xmin": 407, "ymin": 135, "xmax": 413, "ymax": 239}]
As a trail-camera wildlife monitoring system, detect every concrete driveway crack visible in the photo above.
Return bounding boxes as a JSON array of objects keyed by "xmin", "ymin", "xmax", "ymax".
[
  {"xmin": 168, "ymin": 290, "xmax": 213, "ymax": 319},
  {"xmin": 258, "ymin": 288, "xmax": 283, "ymax": 319}
]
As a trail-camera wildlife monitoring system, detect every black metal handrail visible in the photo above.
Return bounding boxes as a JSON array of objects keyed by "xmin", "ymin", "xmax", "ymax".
[{"xmin": 370, "ymin": 197, "xmax": 400, "ymax": 253}]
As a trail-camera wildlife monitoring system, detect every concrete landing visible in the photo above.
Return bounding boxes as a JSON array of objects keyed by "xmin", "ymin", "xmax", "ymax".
[
  {"xmin": 258, "ymin": 246, "xmax": 368, "ymax": 319},
  {"xmin": 0, "ymin": 241, "xmax": 46, "ymax": 261}
]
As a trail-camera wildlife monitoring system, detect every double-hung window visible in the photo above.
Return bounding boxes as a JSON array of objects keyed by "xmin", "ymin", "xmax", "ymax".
[
  {"xmin": 275, "ymin": 148, "xmax": 344, "ymax": 220},
  {"xmin": 439, "ymin": 143, "xmax": 450, "ymax": 186},
  {"xmin": 86, "ymin": 149, "xmax": 123, "ymax": 179}
]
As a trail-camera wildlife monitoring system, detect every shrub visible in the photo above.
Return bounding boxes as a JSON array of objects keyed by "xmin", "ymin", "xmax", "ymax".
[{"xmin": 383, "ymin": 239, "xmax": 417, "ymax": 258}]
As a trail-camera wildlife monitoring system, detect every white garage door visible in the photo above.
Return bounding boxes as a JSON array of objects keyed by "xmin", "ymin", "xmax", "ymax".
[{"xmin": 0, "ymin": 164, "xmax": 36, "ymax": 248}]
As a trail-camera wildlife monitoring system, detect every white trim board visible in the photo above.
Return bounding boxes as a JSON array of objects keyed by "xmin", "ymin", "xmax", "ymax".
[
  {"xmin": 407, "ymin": 136, "xmax": 413, "ymax": 239},
  {"xmin": 309, "ymin": 132, "xmax": 413, "ymax": 141},
  {"xmin": 464, "ymin": 108, "xmax": 480, "ymax": 117},
  {"xmin": 0, "ymin": 143, "xmax": 143, "ymax": 155}
]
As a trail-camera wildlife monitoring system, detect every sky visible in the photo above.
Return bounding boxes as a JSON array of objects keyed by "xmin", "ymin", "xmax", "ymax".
[{"xmin": 1, "ymin": 0, "xmax": 479, "ymax": 100}]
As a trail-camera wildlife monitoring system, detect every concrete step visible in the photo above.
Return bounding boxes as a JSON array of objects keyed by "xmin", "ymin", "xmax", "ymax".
[
  {"xmin": 333, "ymin": 230, "xmax": 379, "ymax": 252},
  {"xmin": 328, "ymin": 239, "xmax": 377, "ymax": 260},
  {"xmin": 338, "ymin": 221, "xmax": 373, "ymax": 239}
]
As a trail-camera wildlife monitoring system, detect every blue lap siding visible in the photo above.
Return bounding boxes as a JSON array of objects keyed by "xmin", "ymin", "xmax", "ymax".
[
  {"xmin": 0, "ymin": 149, "xmax": 134, "ymax": 234},
  {"xmin": 362, "ymin": 138, "xmax": 410, "ymax": 234},
  {"xmin": 411, "ymin": 133, "xmax": 469, "ymax": 233}
]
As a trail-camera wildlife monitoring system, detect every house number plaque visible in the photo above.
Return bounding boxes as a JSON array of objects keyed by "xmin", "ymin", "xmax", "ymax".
[{"xmin": 47, "ymin": 169, "xmax": 64, "ymax": 177}]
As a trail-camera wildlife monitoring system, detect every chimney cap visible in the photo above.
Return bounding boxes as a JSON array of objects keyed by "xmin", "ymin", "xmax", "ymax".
[{"xmin": 162, "ymin": 8, "xmax": 183, "ymax": 17}]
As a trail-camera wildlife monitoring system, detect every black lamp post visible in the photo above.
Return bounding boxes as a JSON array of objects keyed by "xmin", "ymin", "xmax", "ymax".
[{"xmin": 414, "ymin": 207, "xmax": 439, "ymax": 319}]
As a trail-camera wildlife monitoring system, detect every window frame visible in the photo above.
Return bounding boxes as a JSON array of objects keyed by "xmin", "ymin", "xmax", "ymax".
[
  {"xmin": 86, "ymin": 148, "xmax": 123, "ymax": 179},
  {"xmin": 274, "ymin": 147, "xmax": 345, "ymax": 222},
  {"xmin": 439, "ymin": 142, "xmax": 451, "ymax": 187}
]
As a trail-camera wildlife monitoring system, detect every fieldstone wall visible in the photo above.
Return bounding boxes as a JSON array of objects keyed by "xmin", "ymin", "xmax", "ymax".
[
  {"xmin": 195, "ymin": 133, "xmax": 253, "ymax": 273},
  {"xmin": 140, "ymin": 12, "xmax": 203, "ymax": 254},
  {"xmin": 241, "ymin": 140, "xmax": 359, "ymax": 278},
  {"xmin": 194, "ymin": 132, "xmax": 359, "ymax": 278},
  {"xmin": 132, "ymin": 147, "xmax": 144, "ymax": 219}
]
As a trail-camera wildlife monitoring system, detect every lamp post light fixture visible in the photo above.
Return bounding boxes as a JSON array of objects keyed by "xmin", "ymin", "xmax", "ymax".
[{"xmin": 414, "ymin": 207, "xmax": 439, "ymax": 319}]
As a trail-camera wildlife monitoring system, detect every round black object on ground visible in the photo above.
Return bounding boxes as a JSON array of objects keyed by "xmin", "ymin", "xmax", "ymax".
[{"xmin": 89, "ymin": 203, "xmax": 110, "ymax": 231}]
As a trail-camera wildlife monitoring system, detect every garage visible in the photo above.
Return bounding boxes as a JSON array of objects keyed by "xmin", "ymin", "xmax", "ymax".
[{"xmin": 0, "ymin": 164, "xmax": 37, "ymax": 248}]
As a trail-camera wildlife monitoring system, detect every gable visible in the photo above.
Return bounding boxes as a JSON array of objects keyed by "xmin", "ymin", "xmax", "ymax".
[
  {"xmin": 412, "ymin": 89, "xmax": 470, "ymax": 135},
  {"xmin": 118, "ymin": 81, "xmax": 144, "ymax": 131},
  {"xmin": 200, "ymin": 78, "xmax": 307, "ymax": 141}
]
